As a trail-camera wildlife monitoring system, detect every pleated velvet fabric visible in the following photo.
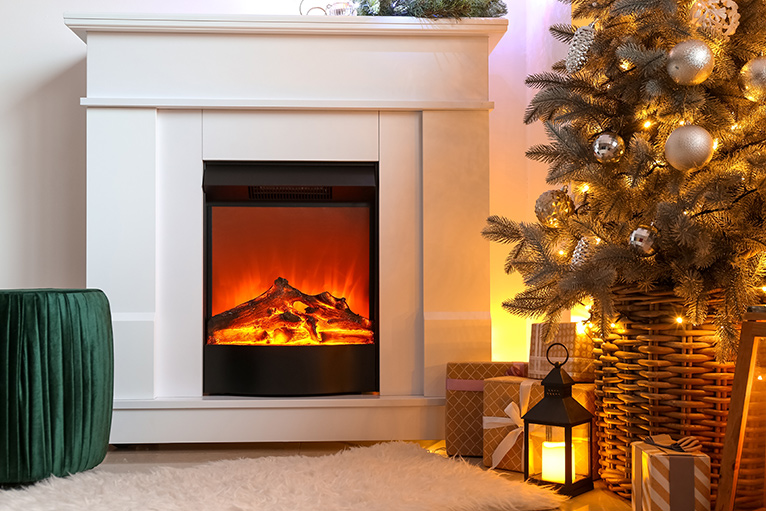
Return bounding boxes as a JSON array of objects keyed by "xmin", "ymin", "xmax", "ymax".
[{"xmin": 0, "ymin": 289, "xmax": 114, "ymax": 484}]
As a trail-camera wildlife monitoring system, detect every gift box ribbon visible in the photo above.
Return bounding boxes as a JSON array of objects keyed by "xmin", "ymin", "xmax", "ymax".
[
  {"xmin": 445, "ymin": 364, "xmax": 527, "ymax": 392},
  {"xmin": 482, "ymin": 379, "xmax": 535, "ymax": 469}
]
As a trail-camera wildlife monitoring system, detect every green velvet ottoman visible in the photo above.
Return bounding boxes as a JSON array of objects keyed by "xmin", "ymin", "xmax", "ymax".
[{"xmin": 0, "ymin": 289, "xmax": 114, "ymax": 484}]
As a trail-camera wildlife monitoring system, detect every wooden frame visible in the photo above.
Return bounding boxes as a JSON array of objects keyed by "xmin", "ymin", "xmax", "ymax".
[{"xmin": 716, "ymin": 312, "xmax": 766, "ymax": 511}]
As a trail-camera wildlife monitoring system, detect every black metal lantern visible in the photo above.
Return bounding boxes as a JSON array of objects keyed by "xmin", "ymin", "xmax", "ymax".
[{"xmin": 522, "ymin": 342, "xmax": 594, "ymax": 496}]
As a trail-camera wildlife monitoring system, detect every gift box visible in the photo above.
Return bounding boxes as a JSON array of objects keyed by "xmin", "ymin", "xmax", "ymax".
[
  {"xmin": 482, "ymin": 376, "xmax": 597, "ymax": 474},
  {"xmin": 529, "ymin": 322, "xmax": 595, "ymax": 382},
  {"xmin": 445, "ymin": 362, "xmax": 527, "ymax": 457},
  {"xmin": 632, "ymin": 436, "xmax": 711, "ymax": 511}
]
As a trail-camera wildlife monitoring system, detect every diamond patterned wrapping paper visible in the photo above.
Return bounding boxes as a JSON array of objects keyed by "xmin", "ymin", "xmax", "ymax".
[
  {"xmin": 445, "ymin": 362, "xmax": 528, "ymax": 457},
  {"xmin": 482, "ymin": 376, "xmax": 597, "ymax": 474},
  {"xmin": 529, "ymin": 322, "xmax": 595, "ymax": 382}
]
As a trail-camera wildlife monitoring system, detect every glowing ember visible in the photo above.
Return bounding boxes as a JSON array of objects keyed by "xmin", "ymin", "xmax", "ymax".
[{"xmin": 207, "ymin": 277, "xmax": 373, "ymax": 346}]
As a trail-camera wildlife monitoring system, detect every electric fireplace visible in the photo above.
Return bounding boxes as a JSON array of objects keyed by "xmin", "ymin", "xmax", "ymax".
[
  {"xmin": 203, "ymin": 161, "xmax": 379, "ymax": 396},
  {"xmin": 70, "ymin": 13, "xmax": 505, "ymax": 443}
]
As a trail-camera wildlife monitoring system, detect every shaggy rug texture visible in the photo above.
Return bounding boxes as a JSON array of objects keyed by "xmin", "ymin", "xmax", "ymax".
[{"xmin": 0, "ymin": 442, "xmax": 565, "ymax": 511}]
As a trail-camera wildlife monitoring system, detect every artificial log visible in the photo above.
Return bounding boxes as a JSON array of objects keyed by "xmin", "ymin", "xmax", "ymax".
[{"xmin": 207, "ymin": 277, "xmax": 373, "ymax": 346}]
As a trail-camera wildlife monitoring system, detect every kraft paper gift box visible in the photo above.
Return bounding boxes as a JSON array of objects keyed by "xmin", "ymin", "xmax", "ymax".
[
  {"xmin": 632, "ymin": 436, "xmax": 711, "ymax": 511},
  {"xmin": 529, "ymin": 322, "xmax": 595, "ymax": 382},
  {"xmin": 482, "ymin": 376, "xmax": 597, "ymax": 474},
  {"xmin": 445, "ymin": 362, "xmax": 527, "ymax": 457}
]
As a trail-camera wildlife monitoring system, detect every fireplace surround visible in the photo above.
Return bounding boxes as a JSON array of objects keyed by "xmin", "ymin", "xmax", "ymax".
[{"xmin": 66, "ymin": 13, "xmax": 506, "ymax": 443}]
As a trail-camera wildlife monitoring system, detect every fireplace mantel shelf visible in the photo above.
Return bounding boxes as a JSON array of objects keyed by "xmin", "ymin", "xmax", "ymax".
[
  {"xmin": 80, "ymin": 98, "xmax": 495, "ymax": 111},
  {"xmin": 65, "ymin": 13, "xmax": 507, "ymax": 46}
]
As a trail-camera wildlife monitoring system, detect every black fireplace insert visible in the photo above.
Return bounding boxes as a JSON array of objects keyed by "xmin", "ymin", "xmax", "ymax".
[{"xmin": 202, "ymin": 161, "xmax": 379, "ymax": 396}]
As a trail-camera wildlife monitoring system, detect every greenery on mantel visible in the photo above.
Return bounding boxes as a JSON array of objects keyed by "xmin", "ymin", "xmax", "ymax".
[{"xmin": 357, "ymin": 0, "xmax": 508, "ymax": 18}]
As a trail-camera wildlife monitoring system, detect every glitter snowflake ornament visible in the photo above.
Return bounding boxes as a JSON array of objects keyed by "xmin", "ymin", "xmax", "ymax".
[
  {"xmin": 566, "ymin": 23, "xmax": 596, "ymax": 74},
  {"xmin": 690, "ymin": 0, "xmax": 740, "ymax": 39}
]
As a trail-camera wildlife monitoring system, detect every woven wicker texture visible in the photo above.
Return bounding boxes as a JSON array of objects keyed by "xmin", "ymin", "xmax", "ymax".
[{"xmin": 594, "ymin": 286, "xmax": 734, "ymax": 505}]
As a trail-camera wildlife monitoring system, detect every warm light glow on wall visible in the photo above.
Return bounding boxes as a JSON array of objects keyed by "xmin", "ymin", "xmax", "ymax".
[{"xmin": 489, "ymin": 0, "xmax": 570, "ymax": 363}]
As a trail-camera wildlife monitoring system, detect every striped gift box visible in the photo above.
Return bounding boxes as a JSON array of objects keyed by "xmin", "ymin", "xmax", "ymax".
[{"xmin": 632, "ymin": 438, "xmax": 711, "ymax": 511}]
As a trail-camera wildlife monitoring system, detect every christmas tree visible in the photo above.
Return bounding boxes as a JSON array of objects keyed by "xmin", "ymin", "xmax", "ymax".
[{"xmin": 483, "ymin": 0, "xmax": 766, "ymax": 360}]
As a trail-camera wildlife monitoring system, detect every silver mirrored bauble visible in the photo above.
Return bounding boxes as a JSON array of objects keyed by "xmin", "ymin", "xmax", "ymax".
[
  {"xmin": 535, "ymin": 189, "xmax": 575, "ymax": 228},
  {"xmin": 629, "ymin": 225, "xmax": 659, "ymax": 256},
  {"xmin": 664, "ymin": 125, "xmax": 715, "ymax": 171},
  {"xmin": 667, "ymin": 39, "xmax": 715, "ymax": 85},
  {"xmin": 592, "ymin": 132, "xmax": 625, "ymax": 163},
  {"xmin": 739, "ymin": 57, "xmax": 766, "ymax": 102}
]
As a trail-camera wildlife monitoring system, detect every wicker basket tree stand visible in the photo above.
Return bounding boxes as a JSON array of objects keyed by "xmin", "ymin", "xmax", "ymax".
[{"xmin": 593, "ymin": 286, "xmax": 735, "ymax": 504}]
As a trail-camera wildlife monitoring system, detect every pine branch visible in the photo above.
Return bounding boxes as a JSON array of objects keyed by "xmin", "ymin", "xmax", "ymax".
[
  {"xmin": 549, "ymin": 24, "xmax": 576, "ymax": 44},
  {"xmin": 481, "ymin": 215, "xmax": 523, "ymax": 244}
]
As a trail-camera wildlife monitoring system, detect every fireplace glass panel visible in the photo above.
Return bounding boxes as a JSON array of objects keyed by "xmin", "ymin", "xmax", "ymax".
[{"xmin": 202, "ymin": 161, "xmax": 379, "ymax": 396}]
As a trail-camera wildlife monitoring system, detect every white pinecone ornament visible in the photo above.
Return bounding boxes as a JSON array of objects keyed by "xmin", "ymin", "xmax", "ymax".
[
  {"xmin": 571, "ymin": 236, "xmax": 597, "ymax": 268},
  {"xmin": 566, "ymin": 23, "xmax": 596, "ymax": 74}
]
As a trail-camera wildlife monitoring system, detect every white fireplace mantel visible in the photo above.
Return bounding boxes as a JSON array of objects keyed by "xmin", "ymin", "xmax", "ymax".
[{"xmin": 67, "ymin": 13, "xmax": 506, "ymax": 443}]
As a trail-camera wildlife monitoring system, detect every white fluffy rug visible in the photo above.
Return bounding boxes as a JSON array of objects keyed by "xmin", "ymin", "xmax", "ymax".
[{"xmin": 0, "ymin": 442, "xmax": 564, "ymax": 511}]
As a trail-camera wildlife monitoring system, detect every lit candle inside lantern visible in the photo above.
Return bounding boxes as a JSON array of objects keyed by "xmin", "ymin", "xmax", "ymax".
[
  {"xmin": 542, "ymin": 441, "xmax": 566, "ymax": 483},
  {"xmin": 541, "ymin": 441, "xmax": 577, "ymax": 484}
]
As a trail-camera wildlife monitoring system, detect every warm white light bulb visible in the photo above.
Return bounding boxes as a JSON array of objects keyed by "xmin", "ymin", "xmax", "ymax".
[
  {"xmin": 676, "ymin": 316, "xmax": 684, "ymax": 324},
  {"xmin": 643, "ymin": 120, "xmax": 652, "ymax": 129}
]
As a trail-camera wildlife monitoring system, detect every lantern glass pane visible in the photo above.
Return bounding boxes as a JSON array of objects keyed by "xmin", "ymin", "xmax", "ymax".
[
  {"xmin": 527, "ymin": 423, "xmax": 570, "ymax": 484},
  {"xmin": 572, "ymin": 422, "xmax": 590, "ymax": 482}
]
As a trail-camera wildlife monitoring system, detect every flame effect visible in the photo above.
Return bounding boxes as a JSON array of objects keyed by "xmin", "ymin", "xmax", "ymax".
[{"xmin": 208, "ymin": 206, "xmax": 372, "ymax": 346}]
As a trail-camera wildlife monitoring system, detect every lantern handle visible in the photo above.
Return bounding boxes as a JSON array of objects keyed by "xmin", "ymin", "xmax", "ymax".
[{"xmin": 546, "ymin": 342, "xmax": 569, "ymax": 367}]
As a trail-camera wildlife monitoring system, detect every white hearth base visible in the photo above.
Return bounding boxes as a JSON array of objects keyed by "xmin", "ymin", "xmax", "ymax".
[
  {"xmin": 111, "ymin": 397, "xmax": 445, "ymax": 444},
  {"xmin": 68, "ymin": 14, "xmax": 505, "ymax": 444}
]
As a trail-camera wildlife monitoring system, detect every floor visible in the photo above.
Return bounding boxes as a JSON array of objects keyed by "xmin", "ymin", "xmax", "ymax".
[{"xmin": 100, "ymin": 441, "xmax": 631, "ymax": 511}]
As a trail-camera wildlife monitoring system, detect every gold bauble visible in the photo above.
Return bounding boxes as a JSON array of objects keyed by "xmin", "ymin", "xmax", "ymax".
[
  {"xmin": 667, "ymin": 39, "xmax": 715, "ymax": 85},
  {"xmin": 664, "ymin": 125, "xmax": 714, "ymax": 171},
  {"xmin": 739, "ymin": 57, "xmax": 766, "ymax": 102},
  {"xmin": 534, "ymin": 189, "xmax": 575, "ymax": 228}
]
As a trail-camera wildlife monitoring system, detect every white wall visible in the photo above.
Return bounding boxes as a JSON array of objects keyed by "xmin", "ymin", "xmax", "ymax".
[{"xmin": 0, "ymin": 0, "xmax": 567, "ymax": 361}]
